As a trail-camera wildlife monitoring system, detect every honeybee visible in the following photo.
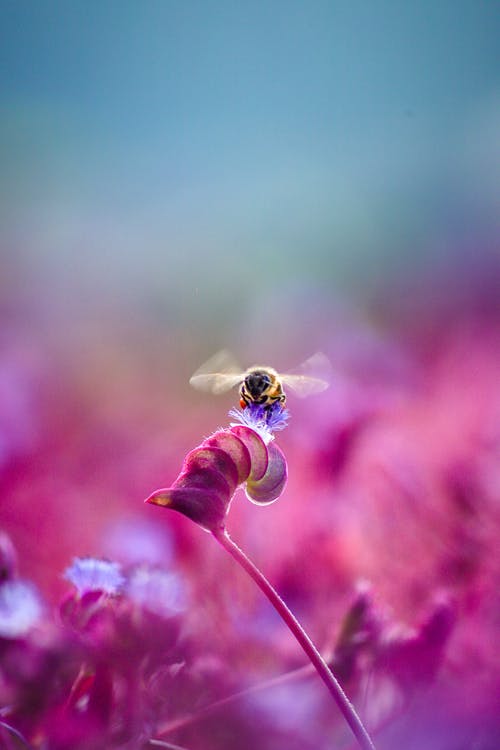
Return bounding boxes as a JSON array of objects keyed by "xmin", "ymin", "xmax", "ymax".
[{"xmin": 189, "ymin": 350, "xmax": 330, "ymax": 411}]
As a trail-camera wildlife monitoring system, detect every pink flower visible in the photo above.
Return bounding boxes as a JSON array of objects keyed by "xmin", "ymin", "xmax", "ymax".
[{"xmin": 146, "ymin": 423, "xmax": 288, "ymax": 531}]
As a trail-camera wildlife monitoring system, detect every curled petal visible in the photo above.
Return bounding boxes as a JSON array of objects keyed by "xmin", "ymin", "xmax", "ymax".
[
  {"xmin": 147, "ymin": 462, "xmax": 233, "ymax": 531},
  {"xmin": 146, "ymin": 487, "xmax": 228, "ymax": 532},
  {"xmin": 183, "ymin": 446, "xmax": 239, "ymax": 497},
  {"xmin": 229, "ymin": 425, "xmax": 268, "ymax": 481},
  {"xmin": 175, "ymin": 466, "xmax": 232, "ymax": 505},
  {"xmin": 246, "ymin": 442, "xmax": 288, "ymax": 505},
  {"xmin": 204, "ymin": 431, "xmax": 251, "ymax": 484}
]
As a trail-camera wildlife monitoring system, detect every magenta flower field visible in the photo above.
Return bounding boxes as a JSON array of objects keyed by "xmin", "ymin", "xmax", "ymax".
[{"xmin": 1, "ymin": 266, "xmax": 498, "ymax": 750}]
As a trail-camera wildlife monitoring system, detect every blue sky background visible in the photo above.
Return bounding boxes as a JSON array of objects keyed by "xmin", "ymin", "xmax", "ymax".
[{"xmin": 1, "ymin": 1, "xmax": 498, "ymax": 352}]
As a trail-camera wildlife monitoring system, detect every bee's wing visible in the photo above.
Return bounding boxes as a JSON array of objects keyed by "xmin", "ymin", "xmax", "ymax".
[
  {"xmin": 280, "ymin": 374, "xmax": 330, "ymax": 397},
  {"xmin": 281, "ymin": 352, "xmax": 331, "ymax": 398},
  {"xmin": 189, "ymin": 349, "xmax": 245, "ymax": 395}
]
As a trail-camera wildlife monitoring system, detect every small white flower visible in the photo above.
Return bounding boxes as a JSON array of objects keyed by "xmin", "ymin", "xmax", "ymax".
[{"xmin": 64, "ymin": 557, "xmax": 125, "ymax": 595}]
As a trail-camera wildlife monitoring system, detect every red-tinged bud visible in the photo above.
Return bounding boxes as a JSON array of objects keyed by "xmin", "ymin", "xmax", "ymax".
[{"xmin": 146, "ymin": 425, "xmax": 288, "ymax": 530}]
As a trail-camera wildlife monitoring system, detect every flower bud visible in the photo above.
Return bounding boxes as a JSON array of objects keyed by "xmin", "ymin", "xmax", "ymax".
[{"xmin": 146, "ymin": 425, "xmax": 288, "ymax": 530}]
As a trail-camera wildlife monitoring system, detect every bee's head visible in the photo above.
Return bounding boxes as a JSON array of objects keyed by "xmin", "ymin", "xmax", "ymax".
[{"xmin": 244, "ymin": 370, "xmax": 273, "ymax": 398}]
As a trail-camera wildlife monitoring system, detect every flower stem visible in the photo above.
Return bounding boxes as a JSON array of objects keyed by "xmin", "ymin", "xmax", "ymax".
[{"xmin": 212, "ymin": 527, "xmax": 376, "ymax": 750}]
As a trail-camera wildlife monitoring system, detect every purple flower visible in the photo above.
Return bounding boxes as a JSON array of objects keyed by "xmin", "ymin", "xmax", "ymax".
[
  {"xmin": 0, "ymin": 579, "xmax": 43, "ymax": 637},
  {"xmin": 64, "ymin": 557, "xmax": 125, "ymax": 596},
  {"xmin": 229, "ymin": 402, "xmax": 290, "ymax": 443}
]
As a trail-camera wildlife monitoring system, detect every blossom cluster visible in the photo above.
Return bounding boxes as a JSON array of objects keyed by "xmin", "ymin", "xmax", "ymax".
[
  {"xmin": 0, "ymin": 536, "xmax": 460, "ymax": 750},
  {"xmin": 1, "ymin": 281, "xmax": 499, "ymax": 749},
  {"xmin": 0, "ymin": 551, "xmax": 190, "ymax": 749}
]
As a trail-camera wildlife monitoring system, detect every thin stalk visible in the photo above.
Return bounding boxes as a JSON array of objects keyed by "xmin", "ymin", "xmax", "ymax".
[{"xmin": 213, "ymin": 527, "xmax": 376, "ymax": 750}]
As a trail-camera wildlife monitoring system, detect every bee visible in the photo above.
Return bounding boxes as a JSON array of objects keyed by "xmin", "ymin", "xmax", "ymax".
[{"xmin": 189, "ymin": 350, "xmax": 330, "ymax": 411}]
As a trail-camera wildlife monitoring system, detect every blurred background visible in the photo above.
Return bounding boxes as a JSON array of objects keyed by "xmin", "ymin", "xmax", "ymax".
[
  {"xmin": 0, "ymin": 2, "xmax": 499, "ymax": 748},
  {"xmin": 1, "ymin": 1, "xmax": 498, "ymax": 341}
]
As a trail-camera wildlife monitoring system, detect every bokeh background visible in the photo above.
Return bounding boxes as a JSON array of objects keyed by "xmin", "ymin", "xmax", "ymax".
[{"xmin": 1, "ymin": 2, "xmax": 499, "ymax": 749}]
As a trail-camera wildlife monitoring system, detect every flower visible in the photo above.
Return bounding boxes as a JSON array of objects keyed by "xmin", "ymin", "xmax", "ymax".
[
  {"xmin": 0, "ymin": 579, "xmax": 43, "ymax": 637},
  {"xmin": 229, "ymin": 402, "xmax": 290, "ymax": 443},
  {"xmin": 64, "ymin": 557, "xmax": 126, "ymax": 596},
  {"xmin": 146, "ymin": 423, "xmax": 288, "ymax": 531}
]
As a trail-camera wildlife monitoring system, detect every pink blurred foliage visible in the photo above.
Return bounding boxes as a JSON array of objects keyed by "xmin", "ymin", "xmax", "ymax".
[{"xmin": 0, "ymin": 263, "xmax": 499, "ymax": 749}]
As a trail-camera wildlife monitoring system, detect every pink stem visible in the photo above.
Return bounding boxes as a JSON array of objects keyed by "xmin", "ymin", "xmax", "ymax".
[{"xmin": 213, "ymin": 527, "xmax": 376, "ymax": 750}]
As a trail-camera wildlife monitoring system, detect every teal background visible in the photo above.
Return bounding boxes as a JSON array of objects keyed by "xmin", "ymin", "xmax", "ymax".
[{"xmin": 1, "ymin": 1, "xmax": 498, "ymax": 360}]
